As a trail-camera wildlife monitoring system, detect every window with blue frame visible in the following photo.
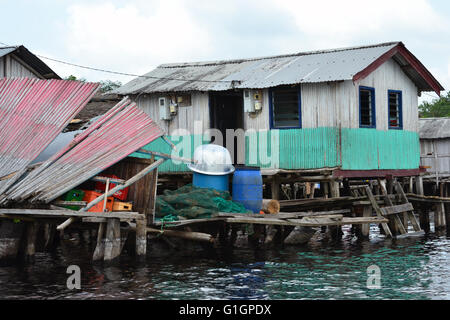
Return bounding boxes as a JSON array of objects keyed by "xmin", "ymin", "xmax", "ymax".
[
  {"xmin": 270, "ymin": 86, "xmax": 301, "ymax": 129},
  {"xmin": 359, "ymin": 86, "xmax": 376, "ymax": 128},
  {"xmin": 388, "ymin": 90, "xmax": 403, "ymax": 129}
]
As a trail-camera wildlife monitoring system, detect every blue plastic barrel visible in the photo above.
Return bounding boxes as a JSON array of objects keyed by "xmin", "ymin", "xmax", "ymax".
[
  {"xmin": 232, "ymin": 166, "xmax": 263, "ymax": 213},
  {"xmin": 193, "ymin": 172, "xmax": 229, "ymax": 191}
]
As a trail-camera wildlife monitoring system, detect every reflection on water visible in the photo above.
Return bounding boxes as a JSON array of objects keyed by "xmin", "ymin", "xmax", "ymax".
[{"xmin": 1, "ymin": 227, "xmax": 450, "ymax": 300}]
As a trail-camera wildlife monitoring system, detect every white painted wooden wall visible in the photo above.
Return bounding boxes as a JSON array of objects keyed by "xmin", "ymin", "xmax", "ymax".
[
  {"xmin": 134, "ymin": 57, "xmax": 419, "ymax": 134},
  {"xmin": 0, "ymin": 55, "xmax": 41, "ymax": 78}
]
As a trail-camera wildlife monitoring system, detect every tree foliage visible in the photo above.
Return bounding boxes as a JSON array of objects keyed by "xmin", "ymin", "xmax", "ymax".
[
  {"xmin": 63, "ymin": 75, "xmax": 121, "ymax": 93},
  {"xmin": 98, "ymin": 80, "xmax": 122, "ymax": 93},
  {"xmin": 419, "ymin": 91, "xmax": 450, "ymax": 118}
]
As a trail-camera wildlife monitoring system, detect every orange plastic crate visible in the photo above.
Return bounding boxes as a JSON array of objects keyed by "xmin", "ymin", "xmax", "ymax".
[
  {"xmin": 112, "ymin": 201, "xmax": 132, "ymax": 211},
  {"xmin": 82, "ymin": 190, "xmax": 114, "ymax": 212}
]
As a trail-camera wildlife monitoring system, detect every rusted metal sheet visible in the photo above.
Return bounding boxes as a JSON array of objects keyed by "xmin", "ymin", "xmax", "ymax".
[
  {"xmin": 114, "ymin": 43, "xmax": 399, "ymax": 94},
  {"xmin": 419, "ymin": 117, "xmax": 450, "ymax": 139},
  {"xmin": 0, "ymin": 78, "xmax": 99, "ymax": 195},
  {"xmin": 2, "ymin": 97, "xmax": 164, "ymax": 203}
]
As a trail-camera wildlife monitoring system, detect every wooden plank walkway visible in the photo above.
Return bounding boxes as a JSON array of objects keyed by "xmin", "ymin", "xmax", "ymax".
[{"xmin": 0, "ymin": 209, "xmax": 144, "ymax": 220}]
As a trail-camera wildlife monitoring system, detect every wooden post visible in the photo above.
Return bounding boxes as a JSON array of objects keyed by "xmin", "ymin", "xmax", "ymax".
[
  {"xmin": 415, "ymin": 176, "xmax": 424, "ymax": 196},
  {"xmin": 104, "ymin": 218, "xmax": 121, "ymax": 261},
  {"xmin": 434, "ymin": 202, "xmax": 446, "ymax": 231},
  {"xmin": 25, "ymin": 222, "xmax": 38, "ymax": 262},
  {"xmin": 414, "ymin": 176, "xmax": 429, "ymax": 232},
  {"xmin": 361, "ymin": 206, "xmax": 372, "ymax": 239},
  {"xmin": 323, "ymin": 182, "xmax": 329, "ymax": 199},
  {"xmin": 102, "ymin": 178, "xmax": 110, "ymax": 212},
  {"xmin": 271, "ymin": 176, "xmax": 280, "ymax": 200},
  {"xmin": 43, "ymin": 223, "xmax": 56, "ymax": 251},
  {"xmin": 445, "ymin": 183, "xmax": 450, "ymax": 233},
  {"xmin": 328, "ymin": 180, "xmax": 342, "ymax": 240},
  {"xmin": 93, "ymin": 223, "xmax": 105, "ymax": 261},
  {"xmin": 408, "ymin": 177, "xmax": 413, "ymax": 193},
  {"xmin": 418, "ymin": 205, "xmax": 430, "ymax": 233},
  {"xmin": 136, "ymin": 216, "xmax": 147, "ymax": 258},
  {"xmin": 329, "ymin": 180, "xmax": 340, "ymax": 198}
]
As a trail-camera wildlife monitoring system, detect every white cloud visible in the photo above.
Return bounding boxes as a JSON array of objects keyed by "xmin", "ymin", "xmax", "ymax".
[
  {"xmin": 61, "ymin": 1, "xmax": 212, "ymax": 82},
  {"xmin": 48, "ymin": 0, "xmax": 449, "ymax": 88},
  {"xmin": 273, "ymin": 0, "xmax": 448, "ymax": 48}
]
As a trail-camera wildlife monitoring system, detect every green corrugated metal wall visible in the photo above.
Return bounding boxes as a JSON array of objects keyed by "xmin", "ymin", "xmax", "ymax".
[
  {"xmin": 130, "ymin": 128, "xmax": 420, "ymax": 172},
  {"xmin": 340, "ymin": 128, "xmax": 420, "ymax": 170}
]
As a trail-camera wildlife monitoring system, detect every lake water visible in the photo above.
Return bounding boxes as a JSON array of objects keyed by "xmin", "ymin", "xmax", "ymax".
[{"xmin": 1, "ymin": 224, "xmax": 450, "ymax": 300}]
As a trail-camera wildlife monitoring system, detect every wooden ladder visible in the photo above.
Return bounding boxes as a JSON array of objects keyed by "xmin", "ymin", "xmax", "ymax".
[{"xmin": 363, "ymin": 180, "xmax": 422, "ymax": 237}]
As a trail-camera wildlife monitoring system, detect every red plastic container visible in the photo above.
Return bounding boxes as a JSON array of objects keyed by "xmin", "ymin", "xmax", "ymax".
[
  {"xmin": 95, "ymin": 174, "xmax": 129, "ymax": 201},
  {"xmin": 82, "ymin": 190, "xmax": 114, "ymax": 212}
]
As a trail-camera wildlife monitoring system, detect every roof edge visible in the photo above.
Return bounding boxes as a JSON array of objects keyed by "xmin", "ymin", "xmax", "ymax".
[
  {"xmin": 1, "ymin": 45, "xmax": 61, "ymax": 79},
  {"xmin": 158, "ymin": 41, "xmax": 401, "ymax": 69},
  {"xmin": 353, "ymin": 42, "xmax": 444, "ymax": 96}
]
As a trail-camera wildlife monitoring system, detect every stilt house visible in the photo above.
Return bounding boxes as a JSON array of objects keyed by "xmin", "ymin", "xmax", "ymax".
[{"xmin": 113, "ymin": 42, "xmax": 443, "ymax": 180}]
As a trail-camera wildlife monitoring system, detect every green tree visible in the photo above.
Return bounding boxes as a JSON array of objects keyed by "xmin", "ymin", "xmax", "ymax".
[
  {"xmin": 419, "ymin": 91, "xmax": 450, "ymax": 118},
  {"xmin": 98, "ymin": 80, "xmax": 122, "ymax": 93},
  {"xmin": 64, "ymin": 75, "xmax": 87, "ymax": 82},
  {"xmin": 63, "ymin": 76, "xmax": 121, "ymax": 93}
]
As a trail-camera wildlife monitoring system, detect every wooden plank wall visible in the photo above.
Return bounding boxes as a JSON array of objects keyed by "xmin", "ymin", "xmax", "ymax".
[{"xmin": 103, "ymin": 157, "xmax": 158, "ymax": 218}]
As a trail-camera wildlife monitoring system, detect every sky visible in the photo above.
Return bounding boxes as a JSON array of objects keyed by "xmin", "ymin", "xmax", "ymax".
[{"xmin": 1, "ymin": 0, "xmax": 449, "ymax": 103}]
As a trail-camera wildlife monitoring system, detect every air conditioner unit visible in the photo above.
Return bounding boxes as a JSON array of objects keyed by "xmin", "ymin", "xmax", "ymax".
[
  {"xmin": 243, "ymin": 89, "xmax": 255, "ymax": 113},
  {"xmin": 159, "ymin": 97, "xmax": 171, "ymax": 120}
]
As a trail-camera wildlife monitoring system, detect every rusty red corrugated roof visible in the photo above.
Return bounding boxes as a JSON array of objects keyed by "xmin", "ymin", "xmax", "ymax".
[
  {"xmin": 0, "ymin": 78, "xmax": 100, "ymax": 195},
  {"xmin": 2, "ymin": 96, "xmax": 164, "ymax": 203}
]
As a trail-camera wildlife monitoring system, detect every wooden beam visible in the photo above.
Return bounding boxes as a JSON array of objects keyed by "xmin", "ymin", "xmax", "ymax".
[
  {"xmin": 364, "ymin": 186, "xmax": 393, "ymax": 237},
  {"xmin": 394, "ymin": 182, "xmax": 422, "ymax": 232},
  {"xmin": 288, "ymin": 217, "xmax": 388, "ymax": 227},
  {"xmin": 378, "ymin": 178, "xmax": 407, "ymax": 235},
  {"xmin": 0, "ymin": 209, "xmax": 143, "ymax": 220},
  {"xmin": 380, "ymin": 203, "xmax": 414, "ymax": 216}
]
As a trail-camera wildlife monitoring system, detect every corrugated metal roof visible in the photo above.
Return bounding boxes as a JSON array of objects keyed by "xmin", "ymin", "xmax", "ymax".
[
  {"xmin": 0, "ymin": 45, "xmax": 60, "ymax": 79},
  {"xmin": 113, "ymin": 42, "xmax": 400, "ymax": 94},
  {"xmin": 419, "ymin": 117, "xmax": 450, "ymax": 139},
  {"xmin": 0, "ymin": 78, "xmax": 99, "ymax": 196},
  {"xmin": 0, "ymin": 47, "xmax": 17, "ymax": 58},
  {"xmin": 1, "ymin": 97, "xmax": 164, "ymax": 204}
]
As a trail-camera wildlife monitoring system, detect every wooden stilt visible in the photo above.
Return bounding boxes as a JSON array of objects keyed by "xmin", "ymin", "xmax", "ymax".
[
  {"xmin": 93, "ymin": 223, "xmax": 105, "ymax": 261},
  {"xmin": 323, "ymin": 182, "xmax": 329, "ymax": 199},
  {"xmin": 136, "ymin": 216, "xmax": 147, "ymax": 257},
  {"xmin": 104, "ymin": 218, "xmax": 121, "ymax": 261},
  {"xmin": 361, "ymin": 206, "xmax": 372, "ymax": 239},
  {"xmin": 328, "ymin": 180, "xmax": 342, "ymax": 240},
  {"xmin": 25, "ymin": 222, "xmax": 38, "ymax": 262},
  {"xmin": 434, "ymin": 202, "xmax": 446, "ymax": 231},
  {"xmin": 418, "ymin": 206, "xmax": 430, "ymax": 233},
  {"xmin": 415, "ymin": 176, "xmax": 424, "ymax": 196},
  {"xmin": 271, "ymin": 176, "xmax": 280, "ymax": 200},
  {"xmin": 329, "ymin": 180, "xmax": 340, "ymax": 198},
  {"xmin": 43, "ymin": 223, "xmax": 56, "ymax": 250}
]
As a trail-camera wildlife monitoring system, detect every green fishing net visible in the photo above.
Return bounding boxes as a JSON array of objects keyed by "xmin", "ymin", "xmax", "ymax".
[{"xmin": 155, "ymin": 184, "xmax": 251, "ymax": 219}]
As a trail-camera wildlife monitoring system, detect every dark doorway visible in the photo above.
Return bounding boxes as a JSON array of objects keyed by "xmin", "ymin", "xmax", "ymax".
[{"xmin": 209, "ymin": 91, "xmax": 244, "ymax": 165}]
